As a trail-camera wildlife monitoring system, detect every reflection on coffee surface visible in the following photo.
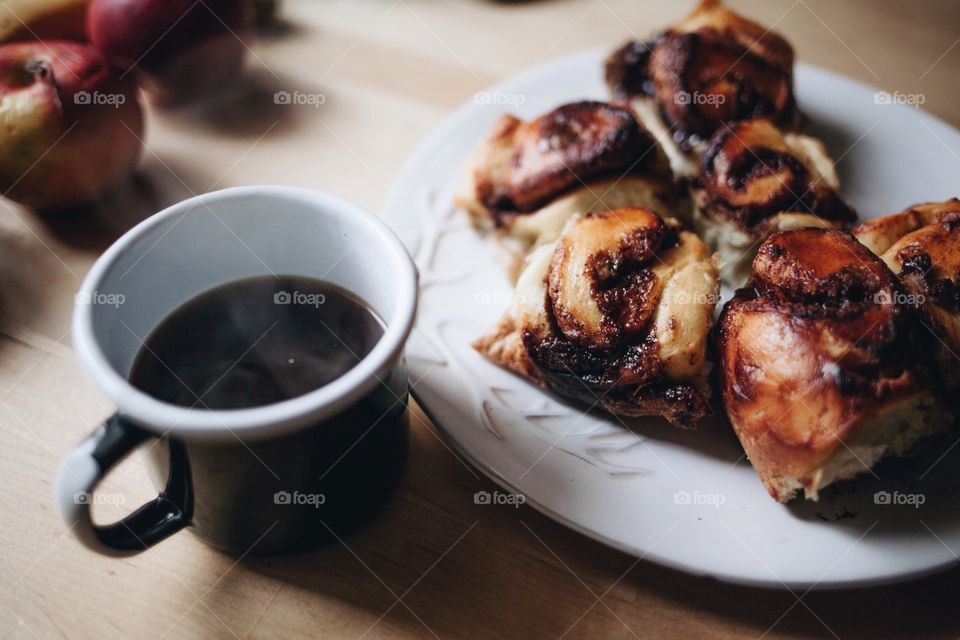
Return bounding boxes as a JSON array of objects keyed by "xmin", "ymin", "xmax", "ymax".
[{"xmin": 130, "ymin": 276, "xmax": 384, "ymax": 408}]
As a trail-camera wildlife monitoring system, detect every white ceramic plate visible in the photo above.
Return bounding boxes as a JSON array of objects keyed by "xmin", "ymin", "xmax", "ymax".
[{"xmin": 381, "ymin": 48, "xmax": 960, "ymax": 588}]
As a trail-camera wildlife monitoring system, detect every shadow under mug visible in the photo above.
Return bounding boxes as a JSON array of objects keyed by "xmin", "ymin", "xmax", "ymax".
[{"xmin": 56, "ymin": 186, "xmax": 419, "ymax": 556}]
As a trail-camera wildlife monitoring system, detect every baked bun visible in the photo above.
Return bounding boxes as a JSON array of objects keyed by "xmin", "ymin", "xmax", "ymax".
[
  {"xmin": 854, "ymin": 200, "xmax": 960, "ymax": 392},
  {"xmin": 716, "ymin": 228, "xmax": 951, "ymax": 502},
  {"xmin": 689, "ymin": 119, "xmax": 856, "ymax": 286},
  {"xmin": 474, "ymin": 207, "xmax": 720, "ymax": 428},
  {"xmin": 605, "ymin": 0, "xmax": 798, "ymax": 175},
  {"xmin": 455, "ymin": 101, "xmax": 676, "ymax": 277}
]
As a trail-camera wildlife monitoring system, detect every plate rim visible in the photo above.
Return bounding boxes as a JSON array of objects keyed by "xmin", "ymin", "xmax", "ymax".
[{"xmin": 411, "ymin": 386, "xmax": 957, "ymax": 590}]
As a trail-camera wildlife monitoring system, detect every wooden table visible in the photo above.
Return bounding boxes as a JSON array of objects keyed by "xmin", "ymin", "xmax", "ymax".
[{"xmin": 2, "ymin": 1, "xmax": 958, "ymax": 637}]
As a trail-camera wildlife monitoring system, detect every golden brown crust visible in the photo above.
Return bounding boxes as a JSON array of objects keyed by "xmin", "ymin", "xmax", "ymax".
[
  {"xmin": 853, "ymin": 200, "xmax": 960, "ymax": 392},
  {"xmin": 504, "ymin": 174, "xmax": 680, "ymax": 252},
  {"xmin": 885, "ymin": 216, "xmax": 960, "ymax": 313},
  {"xmin": 716, "ymin": 229, "xmax": 947, "ymax": 502},
  {"xmin": 692, "ymin": 119, "xmax": 856, "ymax": 232},
  {"xmin": 852, "ymin": 199, "xmax": 960, "ymax": 255},
  {"xmin": 547, "ymin": 208, "xmax": 668, "ymax": 349},
  {"xmin": 605, "ymin": 0, "xmax": 798, "ymax": 147},
  {"xmin": 475, "ymin": 207, "xmax": 720, "ymax": 428},
  {"xmin": 471, "ymin": 312, "xmax": 545, "ymax": 386},
  {"xmin": 673, "ymin": 0, "xmax": 794, "ymax": 70},
  {"xmin": 684, "ymin": 119, "xmax": 855, "ymax": 288},
  {"xmin": 464, "ymin": 101, "xmax": 671, "ymax": 224}
]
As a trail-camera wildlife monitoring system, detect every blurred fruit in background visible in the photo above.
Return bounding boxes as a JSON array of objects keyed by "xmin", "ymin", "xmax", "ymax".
[
  {"xmin": 0, "ymin": 0, "xmax": 90, "ymax": 43},
  {"xmin": 0, "ymin": 41, "xmax": 143, "ymax": 209},
  {"xmin": 0, "ymin": 0, "xmax": 282, "ymax": 210},
  {"xmin": 87, "ymin": 0, "xmax": 254, "ymax": 104}
]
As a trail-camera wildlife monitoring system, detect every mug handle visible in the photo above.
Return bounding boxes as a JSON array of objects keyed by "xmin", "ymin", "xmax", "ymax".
[{"xmin": 56, "ymin": 415, "xmax": 193, "ymax": 556}]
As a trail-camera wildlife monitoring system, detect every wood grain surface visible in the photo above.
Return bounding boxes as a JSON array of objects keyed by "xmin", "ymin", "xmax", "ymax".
[{"xmin": 1, "ymin": 1, "xmax": 958, "ymax": 638}]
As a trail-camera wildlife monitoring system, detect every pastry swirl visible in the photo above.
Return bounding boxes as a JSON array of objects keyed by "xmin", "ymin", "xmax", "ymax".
[
  {"xmin": 605, "ymin": 0, "xmax": 798, "ymax": 174},
  {"xmin": 853, "ymin": 200, "xmax": 960, "ymax": 392},
  {"xmin": 716, "ymin": 228, "xmax": 950, "ymax": 502},
  {"xmin": 474, "ymin": 207, "xmax": 720, "ymax": 428},
  {"xmin": 477, "ymin": 102, "xmax": 668, "ymax": 216},
  {"xmin": 695, "ymin": 119, "xmax": 855, "ymax": 230},
  {"xmin": 688, "ymin": 119, "xmax": 856, "ymax": 286},
  {"xmin": 455, "ymin": 100, "xmax": 677, "ymax": 277},
  {"xmin": 457, "ymin": 101, "xmax": 671, "ymax": 222}
]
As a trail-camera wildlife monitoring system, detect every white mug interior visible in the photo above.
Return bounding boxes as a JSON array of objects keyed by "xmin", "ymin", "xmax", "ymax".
[{"xmin": 72, "ymin": 186, "xmax": 418, "ymax": 441}]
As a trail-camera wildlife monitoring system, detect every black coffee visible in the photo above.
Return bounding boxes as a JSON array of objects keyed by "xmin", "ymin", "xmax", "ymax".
[{"xmin": 130, "ymin": 276, "xmax": 384, "ymax": 409}]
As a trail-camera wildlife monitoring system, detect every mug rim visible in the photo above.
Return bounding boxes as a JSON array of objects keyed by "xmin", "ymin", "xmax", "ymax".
[{"xmin": 72, "ymin": 185, "xmax": 418, "ymax": 442}]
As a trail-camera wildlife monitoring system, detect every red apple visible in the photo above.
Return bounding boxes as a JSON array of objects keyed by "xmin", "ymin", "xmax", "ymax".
[
  {"xmin": 87, "ymin": 0, "xmax": 253, "ymax": 103},
  {"xmin": 0, "ymin": 40, "xmax": 144, "ymax": 209}
]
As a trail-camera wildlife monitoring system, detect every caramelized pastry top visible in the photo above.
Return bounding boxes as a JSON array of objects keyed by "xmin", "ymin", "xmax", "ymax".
[
  {"xmin": 547, "ymin": 208, "xmax": 670, "ymax": 350},
  {"xmin": 853, "ymin": 199, "xmax": 960, "ymax": 258},
  {"xmin": 891, "ymin": 234, "xmax": 960, "ymax": 313},
  {"xmin": 750, "ymin": 230, "xmax": 896, "ymax": 323},
  {"xmin": 518, "ymin": 207, "xmax": 719, "ymax": 427},
  {"xmin": 854, "ymin": 200, "xmax": 960, "ymax": 379},
  {"xmin": 606, "ymin": 0, "xmax": 797, "ymax": 146},
  {"xmin": 693, "ymin": 119, "xmax": 856, "ymax": 231},
  {"xmin": 717, "ymin": 228, "xmax": 951, "ymax": 501},
  {"xmin": 470, "ymin": 101, "xmax": 670, "ymax": 222},
  {"xmin": 717, "ymin": 229, "xmax": 930, "ymax": 456}
]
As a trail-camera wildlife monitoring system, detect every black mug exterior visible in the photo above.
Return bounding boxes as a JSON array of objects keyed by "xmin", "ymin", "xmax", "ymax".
[
  {"xmin": 61, "ymin": 187, "xmax": 419, "ymax": 558},
  {"xmin": 146, "ymin": 363, "xmax": 409, "ymax": 555}
]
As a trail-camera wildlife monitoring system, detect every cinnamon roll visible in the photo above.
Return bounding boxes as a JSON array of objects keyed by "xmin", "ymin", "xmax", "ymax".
[
  {"xmin": 716, "ymin": 228, "xmax": 951, "ymax": 502},
  {"xmin": 689, "ymin": 119, "xmax": 856, "ymax": 287},
  {"xmin": 454, "ymin": 101, "xmax": 676, "ymax": 278},
  {"xmin": 854, "ymin": 200, "xmax": 960, "ymax": 393},
  {"xmin": 474, "ymin": 207, "xmax": 720, "ymax": 428},
  {"xmin": 605, "ymin": 0, "xmax": 799, "ymax": 175}
]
